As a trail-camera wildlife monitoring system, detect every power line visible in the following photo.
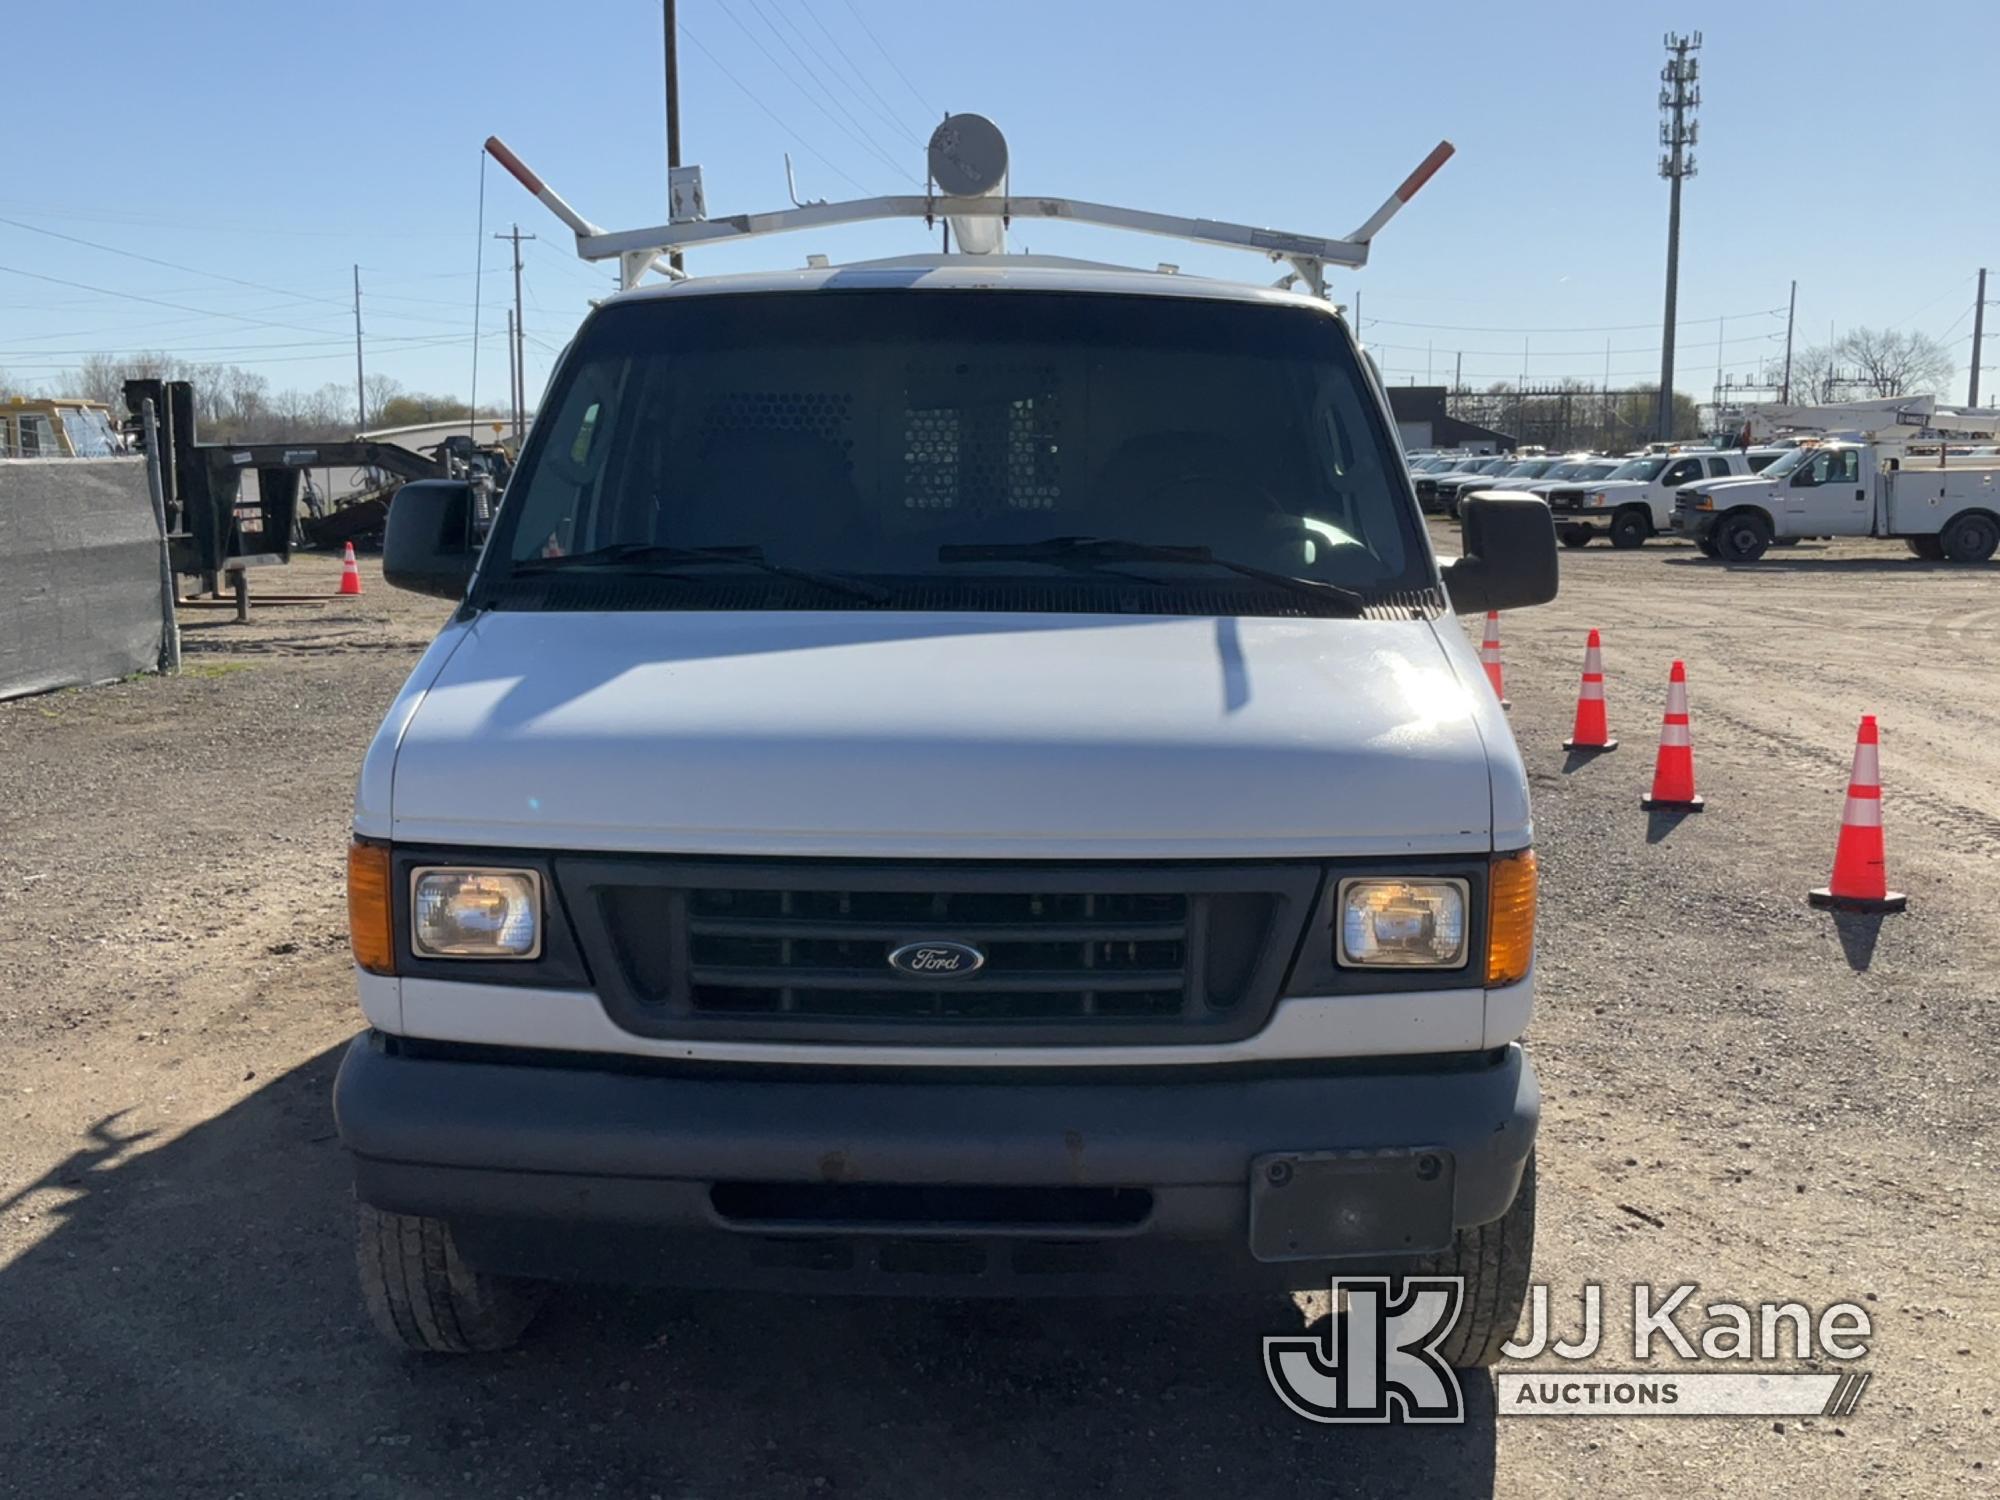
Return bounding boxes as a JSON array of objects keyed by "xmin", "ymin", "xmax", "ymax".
[
  {"xmin": 0, "ymin": 297, "xmax": 356, "ymax": 346},
  {"xmin": 1359, "ymin": 305, "xmax": 1781, "ymax": 336},
  {"xmin": 0, "ymin": 198, "xmax": 466, "ymax": 240},
  {"xmin": 1366, "ymin": 328, "xmax": 1782, "ymax": 360},
  {"xmin": 0, "ymin": 332, "xmax": 490, "ymax": 373},
  {"xmin": 716, "ymin": 1, "xmax": 914, "ymax": 184},
  {"xmin": 0, "ymin": 213, "xmax": 356, "ymax": 310},
  {"xmin": 0, "ymin": 262, "xmax": 357, "ymax": 338},
  {"xmin": 0, "ymin": 330, "xmax": 504, "ymax": 359},
  {"xmin": 678, "ymin": 21, "xmax": 878, "ymax": 197},
  {"xmin": 752, "ymin": 0, "xmax": 923, "ymax": 163},
  {"xmin": 837, "ymin": 0, "xmax": 936, "ymax": 118},
  {"xmin": 796, "ymin": 2, "xmax": 929, "ymax": 147}
]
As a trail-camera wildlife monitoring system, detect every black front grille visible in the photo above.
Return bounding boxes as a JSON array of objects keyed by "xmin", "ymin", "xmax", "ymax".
[
  {"xmin": 684, "ymin": 886, "xmax": 1197, "ymax": 1021},
  {"xmin": 1546, "ymin": 486, "xmax": 1587, "ymax": 511},
  {"xmin": 556, "ymin": 859, "xmax": 1320, "ymax": 1046}
]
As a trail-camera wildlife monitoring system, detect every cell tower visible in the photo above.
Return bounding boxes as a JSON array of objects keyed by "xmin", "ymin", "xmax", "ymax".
[{"xmin": 1656, "ymin": 31, "xmax": 1701, "ymax": 442}]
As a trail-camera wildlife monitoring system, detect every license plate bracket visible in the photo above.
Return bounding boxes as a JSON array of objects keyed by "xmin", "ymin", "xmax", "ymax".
[{"xmin": 1247, "ymin": 1149, "xmax": 1456, "ymax": 1262}]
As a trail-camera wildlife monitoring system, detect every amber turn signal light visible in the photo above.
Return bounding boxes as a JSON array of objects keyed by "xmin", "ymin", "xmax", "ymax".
[
  {"xmin": 347, "ymin": 838, "xmax": 396, "ymax": 976},
  {"xmin": 1486, "ymin": 849, "xmax": 1537, "ymax": 987}
]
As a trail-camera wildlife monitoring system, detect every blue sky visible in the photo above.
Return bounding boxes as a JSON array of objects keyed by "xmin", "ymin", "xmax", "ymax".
[{"xmin": 3, "ymin": 0, "xmax": 1994, "ymax": 410}]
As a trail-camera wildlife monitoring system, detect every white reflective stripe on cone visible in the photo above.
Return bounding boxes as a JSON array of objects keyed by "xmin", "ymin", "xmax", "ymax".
[
  {"xmin": 1661, "ymin": 725, "xmax": 1692, "ymax": 747},
  {"xmin": 1851, "ymin": 744, "xmax": 1880, "ymax": 787},
  {"xmin": 1841, "ymin": 795, "xmax": 1883, "ymax": 828},
  {"xmin": 1666, "ymin": 683, "xmax": 1690, "ymax": 715},
  {"xmin": 1579, "ymin": 683, "xmax": 1606, "ymax": 700}
]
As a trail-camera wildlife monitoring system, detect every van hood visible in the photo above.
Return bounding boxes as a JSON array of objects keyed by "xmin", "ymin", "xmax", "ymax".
[{"xmin": 376, "ymin": 610, "xmax": 1510, "ymax": 859}]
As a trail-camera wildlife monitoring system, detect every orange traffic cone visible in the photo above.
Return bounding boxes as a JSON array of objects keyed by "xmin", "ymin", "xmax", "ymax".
[
  {"xmin": 1562, "ymin": 629, "xmax": 1617, "ymax": 752},
  {"xmin": 1640, "ymin": 660, "xmax": 1703, "ymax": 812},
  {"xmin": 1808, "ymin": 715, "xmax": 1906, "ymax": 913},
  {"xmin": 338, "ymin": 541, "xmax": 363, "ymax": 597},
  {"xmin": 1479, "ymin": 611, "xmax": 1510, "ymax": 709}
]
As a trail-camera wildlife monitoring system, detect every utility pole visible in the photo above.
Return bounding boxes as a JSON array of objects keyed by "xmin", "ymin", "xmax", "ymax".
[
  {"xmin": 1971, "ymin": 268, "xmax": 1987, "ymax": 408},
  {"xmin": 352, "ymin": 264, "xmax": 366, "ymax": 428},
  {"xmin": 664, "ymin": 0, "xmax": 684, "ymax": 273},
  {"xmin": 494, "ymin": 224, "xmax": 535, "ymax": 438},
  {"xmin": 1780, "ymin": 279, "xmax": 1797, "ymax": 402},
  {"xmin": 1516, "ymin": 336, "xmax": 1528, "ymax": 446},
  {"xmin": 1656, "ymin": 31, "xmax": 1702, "ymax": 442},
  {"xmin": 505, "ymin": 309, "xmax": 519, "ymax": 437},
  {"xmin": 1454, "ymin": 350, "xmax": 1462, "ymax": 392},
  {"xmin": 1602, "ymin": 338, "xmax": 1612, "ymax": 448},
  {"xmin": 1713, "ymin": 316, "xmax": 1725, "ymax": 420}
]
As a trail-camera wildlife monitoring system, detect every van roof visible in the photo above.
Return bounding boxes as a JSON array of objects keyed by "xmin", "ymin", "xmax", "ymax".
[{"xmin": 604, "ymin": 254, "xmax": 1339, "ymax": 314}]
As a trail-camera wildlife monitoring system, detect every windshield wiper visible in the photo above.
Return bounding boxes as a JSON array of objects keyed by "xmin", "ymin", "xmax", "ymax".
[
  {"xmin": 937, "ymin": 536, "xmax": 1370, "ymax": 614},
  {"xmin": 511, "ymin": 542, "xmax": 889, "ymax": 603}
]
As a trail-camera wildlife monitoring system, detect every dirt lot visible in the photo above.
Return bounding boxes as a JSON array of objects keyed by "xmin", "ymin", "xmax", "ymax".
[{"xmin": 1, "ymin": 538, "xmax": 1995, "ymax": 1498}]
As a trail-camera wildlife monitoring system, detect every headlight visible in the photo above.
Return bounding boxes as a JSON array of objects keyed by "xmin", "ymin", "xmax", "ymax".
[
  {"xmin": 1695, "ymin": 496, "xmax": 1714, "ymax": 511},
  {"xmin": 1337, "ymin": 878, "xmax": 1469, "ymax": 968},
  {"xmin": 411, "ymin": 867, "xmax": 542, "ymax": 959},
  {"xmin": 1585, "ymin": 490, "xmax": 1608, "ymax": 507}
]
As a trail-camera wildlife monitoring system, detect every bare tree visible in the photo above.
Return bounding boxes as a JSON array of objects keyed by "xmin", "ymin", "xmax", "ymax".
[
  {"xmin": 1834, "ymin": 327, "xmax": 1954, "ymax": 399},
  {"xmin": 70, "ymin": 352, "xmax": 139, "ymax": 410},
  {"xmin": 48, "ymin": 354, "xmax": 479, "ymax": 442},
  {"xmin": 362, "ymin": 373, "xmax": 403, "ymax": 429},
  {"xmin": 1784, "ymin": 342, "xmax": 1846, "ymax": 404}
]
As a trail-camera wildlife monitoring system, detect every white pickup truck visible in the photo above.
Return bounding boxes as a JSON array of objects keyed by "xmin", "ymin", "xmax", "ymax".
[
  {"xmin": 1673, "ymin": 441, "xmax": 2000, "ymax": 561},
  {"xmin": 333, "ymin": 120, "xmax": 1560, "ymax": 1360},
  {"xmin": 1542, "ymin": 449, "xmax": 1759, "ymax": 549}
]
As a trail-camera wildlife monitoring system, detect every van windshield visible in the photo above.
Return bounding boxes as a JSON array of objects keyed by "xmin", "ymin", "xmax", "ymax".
[{"xmin": 482, "ymin": 291, "xmax": 1432, "ymax": 614}]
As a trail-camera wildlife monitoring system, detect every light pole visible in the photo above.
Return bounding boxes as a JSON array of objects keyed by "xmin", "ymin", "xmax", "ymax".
[{"xmin": 1656, "ymin": 31, "xmax": 1702, "ymax": 442}]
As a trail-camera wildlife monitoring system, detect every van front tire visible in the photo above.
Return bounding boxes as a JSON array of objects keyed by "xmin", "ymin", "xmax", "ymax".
[
  {"xmin": 1410, "ymin": 1153, "xmax": 1536, "ymax": 1368},
  {"xmin": 356, "ymin": 1202, "xmax": 545, "ymax": 1354}
]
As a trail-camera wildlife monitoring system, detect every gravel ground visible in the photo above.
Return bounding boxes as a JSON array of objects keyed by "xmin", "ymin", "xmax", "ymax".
[{"xmin": 0, "ymin": 539, "xmax": 1995, "ymax": 1498}]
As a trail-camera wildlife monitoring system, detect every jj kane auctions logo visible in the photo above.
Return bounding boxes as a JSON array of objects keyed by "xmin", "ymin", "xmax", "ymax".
[{"xmin": 1267, "ymin": 1280, "xmax": 1874, "ymax": 1424}]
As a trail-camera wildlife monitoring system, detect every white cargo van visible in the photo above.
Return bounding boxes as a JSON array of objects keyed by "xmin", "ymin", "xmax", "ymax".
[{"xmin": 335, "ymin": 121, "xmax": 1558, "ymax": 1359}]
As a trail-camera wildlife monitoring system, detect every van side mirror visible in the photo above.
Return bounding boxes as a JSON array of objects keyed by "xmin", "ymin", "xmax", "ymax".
[
  {"xmin": 1441, "ymin": 493, "xmax": 1559, "ymax": 613},
  {"xmin": 383, "ymin": 480, "xmax": 477, "ymax": 599}
]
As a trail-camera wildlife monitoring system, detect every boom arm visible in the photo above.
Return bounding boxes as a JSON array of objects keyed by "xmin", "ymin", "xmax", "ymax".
[{"xmin": 1739, "ymin": 396, "xmax": 2000, "ymax": 449}]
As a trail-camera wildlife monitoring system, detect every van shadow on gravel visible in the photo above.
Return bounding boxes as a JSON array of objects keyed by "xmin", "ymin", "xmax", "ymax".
[{"xmin": 0, "ymin": 1046, "xmax": 1499, "ymax": 1499}]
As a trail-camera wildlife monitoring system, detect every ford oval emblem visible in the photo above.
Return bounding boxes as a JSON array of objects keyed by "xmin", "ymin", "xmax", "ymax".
[{"xmin": 887, "ymin": 940, "xmax": 986, "ymax": 980}]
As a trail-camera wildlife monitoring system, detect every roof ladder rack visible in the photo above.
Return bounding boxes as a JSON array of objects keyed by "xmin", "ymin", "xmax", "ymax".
[{"xmin": 485, "ymin": 117, "xmax": 1453, "ymax": 299}]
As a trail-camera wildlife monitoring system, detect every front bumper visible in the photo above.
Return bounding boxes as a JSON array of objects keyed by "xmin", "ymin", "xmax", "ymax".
[
  {"xmin": 335, "ymin": 1034, "xmax": 1539, "ymax": 1296},
  {"xmin": 1672, "ymin": 508, "xmax": 1716, "ymax": 540}
]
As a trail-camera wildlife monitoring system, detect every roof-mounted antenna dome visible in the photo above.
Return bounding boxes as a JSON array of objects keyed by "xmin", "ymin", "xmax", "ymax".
[{"xmin": 928, "ymin": 113, "xmax": 1008, "ymax": 256}]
